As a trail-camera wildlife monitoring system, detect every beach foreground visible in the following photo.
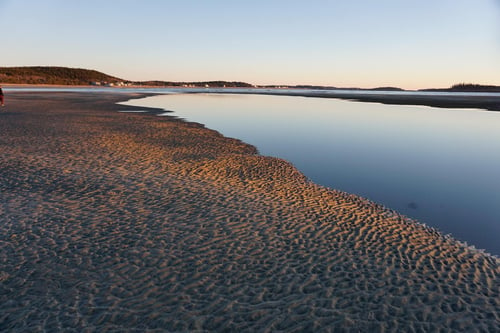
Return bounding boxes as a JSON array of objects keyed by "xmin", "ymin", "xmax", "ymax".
[{"xmin": 0, "ymin": 92, "xmax": 498, "ymax": 332}]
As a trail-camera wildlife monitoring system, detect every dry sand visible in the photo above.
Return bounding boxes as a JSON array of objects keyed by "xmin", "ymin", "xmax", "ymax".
[{"xmin": 0, "ymin": 92, "xmax": 498, "ymax": 332}]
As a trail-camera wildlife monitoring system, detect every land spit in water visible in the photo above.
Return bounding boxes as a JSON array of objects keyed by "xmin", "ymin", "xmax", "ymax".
[
  {"xmin": 0, "ymin": 92, "xmax": 498, "ymax": 331},
  {"xmin": 218, "ymin": 89, "xmax": 500, "ymax": 112}
]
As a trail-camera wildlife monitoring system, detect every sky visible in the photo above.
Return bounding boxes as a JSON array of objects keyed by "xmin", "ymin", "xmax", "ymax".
[{"xmin": 0, "ymin": 0, "xmax": 499, "ymax": 89}]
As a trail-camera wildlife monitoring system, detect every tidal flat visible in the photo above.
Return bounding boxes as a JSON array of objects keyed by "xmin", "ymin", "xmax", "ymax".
[{"xmin": 0, "ymin": 92, "xmax": 498, "ymax": 332}]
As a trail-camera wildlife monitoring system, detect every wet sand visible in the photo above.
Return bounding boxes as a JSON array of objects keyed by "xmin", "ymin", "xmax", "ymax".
[
  {"xmin": 304, "ymin": 91, "xmax": 500, "ymax": 111},
  {"xmin": 0, "ymin": 92, "xmax": 498, "ymax": 331},
  {"xmin": 233, "ymin": 89, "xmax": 500, "ymax": 112}
]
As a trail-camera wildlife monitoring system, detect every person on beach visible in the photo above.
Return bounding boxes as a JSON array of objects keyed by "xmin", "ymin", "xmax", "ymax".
[{"xmin": 0, "ymin": 85, "xmax": 4, "ymax": 106}]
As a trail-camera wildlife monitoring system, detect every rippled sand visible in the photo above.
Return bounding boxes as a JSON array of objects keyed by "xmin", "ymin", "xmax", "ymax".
[{"xmin": 0, "ymin": 92, "xmax": 498, "ymax": 332}]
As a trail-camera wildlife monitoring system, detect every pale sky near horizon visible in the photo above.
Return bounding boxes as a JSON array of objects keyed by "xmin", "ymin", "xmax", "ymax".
[{"xmin": 0, "ymin": 0, "xmax": 498, "ymax": 89}]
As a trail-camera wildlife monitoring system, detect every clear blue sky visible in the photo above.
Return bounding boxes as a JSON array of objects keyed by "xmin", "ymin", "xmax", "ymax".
[{"xmin": 1, "ymin": 0, "xmax": 499, "ymax": 89}]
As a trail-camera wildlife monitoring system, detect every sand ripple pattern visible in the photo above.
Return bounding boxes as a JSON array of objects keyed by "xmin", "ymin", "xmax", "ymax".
[{"xmin": 1, "ymin": 93, "xmax": 498, "ymax": 332}]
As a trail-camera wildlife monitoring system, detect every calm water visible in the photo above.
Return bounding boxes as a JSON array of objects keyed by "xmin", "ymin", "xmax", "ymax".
[{"xmin": 123, "ymin": 93, "xmax": 500, "ymax": 255}]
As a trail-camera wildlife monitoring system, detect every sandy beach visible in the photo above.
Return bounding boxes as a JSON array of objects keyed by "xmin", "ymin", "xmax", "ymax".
[{"xmin": 0, "ymin": 92, "xmax": 498, "ymax": 332}]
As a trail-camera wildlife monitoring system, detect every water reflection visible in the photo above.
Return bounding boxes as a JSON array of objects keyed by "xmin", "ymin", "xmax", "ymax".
[{"xmin": 124, "ymin": 93, "xmax": 500, "ymax": 255}]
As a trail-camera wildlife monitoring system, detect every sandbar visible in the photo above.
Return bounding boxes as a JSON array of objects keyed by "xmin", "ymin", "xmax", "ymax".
[{"xmin": 226, "ymin": 89, "xmax": 500, "ymax": 112}]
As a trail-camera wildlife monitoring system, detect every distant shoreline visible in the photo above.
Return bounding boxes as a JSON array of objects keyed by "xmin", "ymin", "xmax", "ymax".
[
  {"xmin": 2, "ymin": 66, "xmax": 499, "ymax": 95},
  {"xmin": 252, "ymin": 90, "xmax": 500, "ymax": 112},
  {"xmin": 4, "ymin": 84, "xmax": 500, "ymax": 111}
]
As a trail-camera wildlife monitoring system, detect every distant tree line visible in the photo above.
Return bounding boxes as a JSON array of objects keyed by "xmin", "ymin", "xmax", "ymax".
[
  {"xmin": 0, "ymin": 66, "xmax": 254, "ymax": 88},
  {"xmin": 422, "ymin": 83, "xmax": 500, "ymax": 93},
  {"xmin": 3, "ymin": 67, "xmax": 497, "ymax": 92},
  {"xmin": 449, "ymin": 83, "xmax": 500, "ymax": 92},
  {"xmin": 136, "ymin": 80, "xmax": 253, "ymax": 88},
  {"xmin": 0, "ymin": 66, "xmax": 123, "ymax": 85}
]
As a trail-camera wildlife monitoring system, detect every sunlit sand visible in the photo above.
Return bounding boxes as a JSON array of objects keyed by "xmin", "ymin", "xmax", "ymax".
[{"xmin": 0, "ymin": 92, "xmax": 498, "ymax": 331}]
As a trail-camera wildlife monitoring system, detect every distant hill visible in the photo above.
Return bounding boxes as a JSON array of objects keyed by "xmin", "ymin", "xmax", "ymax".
[
  {"xmin": 369, "ymin": 87, "xmax": 404, "ymax": 91},
  {"xmin": 139, "ymin": 80, "xmax": 254, "ymax": 88},
  {"xmin": 0, "ymin": 66, "xmax": 254, "ymax": 88},
  {"xmin": 421, "ymin": 83, "xmax": 500, "ymax": 93},
  {"xmin": 293, "ymin": 85, "xmax": 405, "ymax": 91},
  {"xmin": 0, "ymin": 66, "xmax": 124, "ymax": 85},
  {"xmin": 2, "ymin": 67, "xmax": 498, "ymax": 92}
]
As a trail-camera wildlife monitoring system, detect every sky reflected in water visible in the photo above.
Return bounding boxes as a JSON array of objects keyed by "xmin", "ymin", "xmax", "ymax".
[{"xmin": 125, "ymin": 93, "xmax": 500, "ymax": 255}]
